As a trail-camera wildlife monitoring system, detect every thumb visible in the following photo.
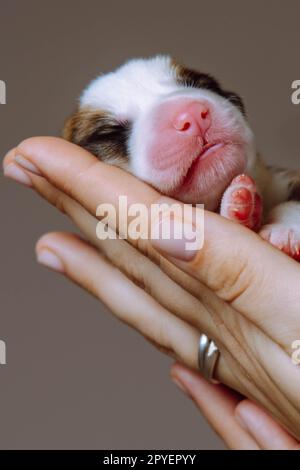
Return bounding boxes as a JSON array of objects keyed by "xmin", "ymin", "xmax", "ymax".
[{"xmin": 151, "ymin": 209, "xmax": 300, "ymax": 330}]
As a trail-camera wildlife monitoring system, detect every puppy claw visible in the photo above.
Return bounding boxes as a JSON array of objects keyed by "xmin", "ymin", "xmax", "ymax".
[{"xmin": 260, "ymin": 224, "xmax": 300, "ymax": 261}]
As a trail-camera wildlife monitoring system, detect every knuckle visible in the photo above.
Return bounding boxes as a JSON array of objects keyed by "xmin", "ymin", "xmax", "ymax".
[
  {"xmin": 217, "ymin": 258, "xmax": 254, "ymax": 303},
  {"xmin": 71, "ymin": 160, "xmax": 101, "ymax": 190},
  {"xmin": 53, "ymin": 191, "xmax": 66, "ymax": 214},
  {"xmin": 192, "ymin": 250, "xmax": 254, "ymax": 304}
]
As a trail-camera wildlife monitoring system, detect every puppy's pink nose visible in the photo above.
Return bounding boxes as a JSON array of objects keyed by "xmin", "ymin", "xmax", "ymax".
[{"xmin": 173, "ymin": 103, "xmax": 211, "ymax": 136}]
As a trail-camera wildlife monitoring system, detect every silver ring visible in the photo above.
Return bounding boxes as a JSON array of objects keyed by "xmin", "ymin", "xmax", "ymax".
[{"xmin": 198, "ymin": 334, "xmax": 220, "ymax": 383}]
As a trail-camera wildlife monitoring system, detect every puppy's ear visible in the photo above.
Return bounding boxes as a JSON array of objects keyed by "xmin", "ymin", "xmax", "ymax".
[{"xmin": 63, "ymin": 107, "xmax": 130, "ymax": 168}]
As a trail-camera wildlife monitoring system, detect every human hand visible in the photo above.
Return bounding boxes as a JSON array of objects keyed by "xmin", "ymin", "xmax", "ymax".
[{"xmin": 3, "ymin": 137, "xmax": 300, "ymax": 439}]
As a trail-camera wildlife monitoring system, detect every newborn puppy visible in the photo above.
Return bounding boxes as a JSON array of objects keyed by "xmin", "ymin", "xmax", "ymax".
[{"xmin": 64, "ymin": 55, "xmax": 300, "ymax": 260}]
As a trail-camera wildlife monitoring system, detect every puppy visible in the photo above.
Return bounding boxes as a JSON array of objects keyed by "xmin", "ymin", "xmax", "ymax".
[{"xmin": 64, "ymin": 55, "xmax": 300, "ymax": 260}]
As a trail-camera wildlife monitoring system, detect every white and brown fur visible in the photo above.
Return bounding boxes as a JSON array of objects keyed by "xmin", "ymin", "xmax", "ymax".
[{"xmin": 63, "ymin": 56, "xmax": 300, "ymax": 259}]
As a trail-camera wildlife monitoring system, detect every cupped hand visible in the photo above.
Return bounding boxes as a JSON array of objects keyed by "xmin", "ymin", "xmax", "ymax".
[{"xmin": 3, "ymin": 137, "xmax": 300, "ymax": 440}]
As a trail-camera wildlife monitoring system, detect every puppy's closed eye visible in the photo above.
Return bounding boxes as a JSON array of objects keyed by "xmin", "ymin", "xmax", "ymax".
[{"xmin": 64, "ymin": 107, "xmax": 131, "ymax": 168}]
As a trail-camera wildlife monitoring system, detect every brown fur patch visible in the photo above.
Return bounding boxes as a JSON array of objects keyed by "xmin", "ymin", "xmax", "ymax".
[
  {"xmin": 172, "ymin": 59, "xmax": 246, "ymax": 115},
  {"xmin": 63, "ymin": 107, "xmax": 130, "ymax": 169},
  {"xmin": 288, "ymin": 179, "xmax": 300, "ymax": 201}
]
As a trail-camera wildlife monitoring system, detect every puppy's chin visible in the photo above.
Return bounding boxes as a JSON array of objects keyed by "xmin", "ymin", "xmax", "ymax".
[{"xmin": 173, "ymin": 143, "xmax": 248, "ymax": 209}]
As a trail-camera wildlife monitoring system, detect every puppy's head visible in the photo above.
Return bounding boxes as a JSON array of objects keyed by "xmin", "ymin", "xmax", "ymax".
[{"xmin": 64, "ymin": 56, "xmax": 256, "ymax": 210}]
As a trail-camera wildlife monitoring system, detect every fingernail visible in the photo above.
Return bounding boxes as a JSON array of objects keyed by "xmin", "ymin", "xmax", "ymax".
[
  {"xmin": 171, "ymin": 375, "xmax": 192, "ymax": 398},
  {"xmin": 37, "ymin": 249, "xmax": 64, "ymax": 273},
  {"xmin": 4, "ymin": 163, "xmax": 32, "ymax": 187},
  {"xmin": 235, "ymin": 412, "xmax": 249, "ymax": 432},
  {"xmin": 151, "ymin": 216, "xmax": 200, "ymax": 261},
  {"xmin": 235, "ymin": 405, "xmax": 256, "ymax": 435},
  {"xmin": 14, "ymin": 155, "xmax": 41, "ymax": 175}
]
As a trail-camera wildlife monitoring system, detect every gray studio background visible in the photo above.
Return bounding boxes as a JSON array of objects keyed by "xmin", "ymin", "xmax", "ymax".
[{"xmin": 0, "ymin": 0, "xmax": 299, "ymax": 449}]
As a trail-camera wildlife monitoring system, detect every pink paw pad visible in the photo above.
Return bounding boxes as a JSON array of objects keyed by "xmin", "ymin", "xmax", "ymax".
[
  {"xmin": 259, "ymin": 225, "xmax": 300, "ymax": 261},
  {"xmin": 220, "ymin": 174, "xmax": 263, "ymax": 231}
]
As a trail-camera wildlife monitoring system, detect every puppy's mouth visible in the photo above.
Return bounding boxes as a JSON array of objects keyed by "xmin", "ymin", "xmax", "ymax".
[
  {"xmin": 169, "ymin": 139, "xmax": 246, "ymax": 209},
  {"xmin": 181, "ymin": 141, "xmax": 225, "ymax": 187},
  {"xmin": 199, "ymin": 141, "xmax": 224, "ymax": 159}
]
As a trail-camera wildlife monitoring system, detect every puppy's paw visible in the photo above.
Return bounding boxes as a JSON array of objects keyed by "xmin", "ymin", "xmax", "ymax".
[
  {"xmin": 220, "ymin": 174, "xmax": 263, "ymax": 231},
  {"xmin": 259, "ymin": 224, "xmax": 300, "ymax": 261}
]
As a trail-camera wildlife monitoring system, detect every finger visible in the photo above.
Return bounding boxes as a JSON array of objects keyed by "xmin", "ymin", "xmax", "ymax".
[
  {"xmin": 35, "ymin": 231, "xmax": 200, "ymax": 369},
  {"xmin": 3, "ymin": 138, "xmax": 170, "ymax": 265},
  {"xmin": 4, "ymin": 137, "xmax": 159, "ymax": 221},
  {"xmin": 235, "ymin": 400, "xmax": 300, "ymax": 450},
  {"xmin": 170, "ymin": 362, "xmax": 259, "ymax": 450}
]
